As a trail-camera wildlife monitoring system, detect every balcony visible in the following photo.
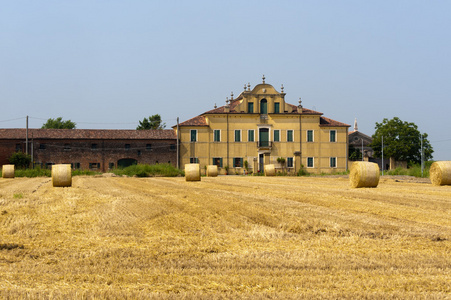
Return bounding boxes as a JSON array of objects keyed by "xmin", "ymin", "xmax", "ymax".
[{"xmin": 257, "ymin": 141, "xmax": 272, "ymax": 149}]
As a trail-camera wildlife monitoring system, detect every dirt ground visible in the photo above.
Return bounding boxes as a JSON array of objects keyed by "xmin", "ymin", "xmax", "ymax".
[{"xmin": 0, "ymin": 175, "xmax": 450, "ymax": 299}]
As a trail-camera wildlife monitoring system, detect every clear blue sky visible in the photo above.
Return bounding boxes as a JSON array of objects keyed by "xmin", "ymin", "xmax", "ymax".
[{"xmin": 1, "ymin": 1, "xmax": 450, "ymax": 160}]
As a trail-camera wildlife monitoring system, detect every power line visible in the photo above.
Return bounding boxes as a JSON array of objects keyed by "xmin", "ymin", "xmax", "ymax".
[{"xmin": 0, "ymin": 116, "xmax": 26, "ymax": 123}]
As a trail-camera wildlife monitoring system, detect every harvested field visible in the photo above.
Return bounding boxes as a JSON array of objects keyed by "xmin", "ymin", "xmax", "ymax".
[{"xmin": 0, "ymin": 175, "xmax": 450, "ymax": 299}]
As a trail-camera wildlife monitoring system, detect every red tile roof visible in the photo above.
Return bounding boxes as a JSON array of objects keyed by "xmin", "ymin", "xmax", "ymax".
[
  {"xmin": 320, "ymin": 117, "xmax": 350, "ymax": 128},
  {"xmin": 0, "ymin": 128, "xmax": 176, "ymax": 140},
  {"xmin": 178, "ymin": 115, "xmax": 208, "ymax": 127}
]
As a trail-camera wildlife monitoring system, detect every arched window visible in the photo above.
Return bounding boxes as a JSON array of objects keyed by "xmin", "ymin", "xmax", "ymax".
[{"xmin": 260, "ymin": 99, "xmax": 267, "ymax": 114}]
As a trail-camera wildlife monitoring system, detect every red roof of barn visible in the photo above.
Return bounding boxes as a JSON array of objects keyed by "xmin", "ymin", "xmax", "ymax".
[{"xmin": 0, "ymin": 129, "xmax": 177, "ymax": 140}]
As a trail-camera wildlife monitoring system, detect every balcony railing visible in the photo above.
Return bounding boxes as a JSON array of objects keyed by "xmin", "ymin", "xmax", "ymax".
[{"xmin": 257, "ymin": 141, "xmax": 272, "ymax": 149}]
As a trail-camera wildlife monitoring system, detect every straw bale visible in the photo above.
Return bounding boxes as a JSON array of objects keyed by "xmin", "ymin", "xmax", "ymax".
[
  {"xmin": 206, "ymin": 165, "xmax": 218, "ymax": 177},
  {"xmin": 264, "ymin": 164, "xmax": 276, "ymax": 176},
  {"xmin": 429, "ymin": 161, "xmax": 451, "ymax": 186},
  {"xmin": 52, "ymin": 164, "xmax": 72, "ymax": 187},
  {"xmin": 185, "ymin": 164, "xmax": 201, "ymax": 181},
  {"xmin": 349, "ymin": 161, "xmax": 380, "ymax": 188},
  {"xmin": 2, "ymin": 164, "xmax": 15, "ymax": 178}
]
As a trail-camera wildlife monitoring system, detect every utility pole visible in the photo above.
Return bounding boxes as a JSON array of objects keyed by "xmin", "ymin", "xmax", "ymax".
[
  {"xmin": 26, "ymin": 115, "xmax": 29, "ymax": 154},
  {"xmin": 176, "ymin": 117, "xmax": 180, "ymax": 169},
  {"xmin": 421, "ymin": 134, "xmax": 424, "ymax": 177},
  {"xmin": 361, "ymin": 138, "xmax": 364, "ymax": 161},
  {"xmin": 382, "ymin": 136, "xmax": 384, "ymax": 176}
]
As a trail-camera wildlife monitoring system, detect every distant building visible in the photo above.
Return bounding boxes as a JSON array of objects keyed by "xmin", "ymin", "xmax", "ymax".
[
  {"xmin": 348, "ymin": 118, "xmax": 374, "ymax": 159},
  {"xmin": 175, "ymin": 78, "xmax": 351, "ymax": 174},
  {"xmin": 0, "ymin": 129, "xmax": 177, "ymax": 172}
]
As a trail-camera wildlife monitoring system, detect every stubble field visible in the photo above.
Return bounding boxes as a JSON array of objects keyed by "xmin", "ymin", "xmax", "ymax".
[{"xmin": 0, "ymin": 175, "xmax": 450, "ymax": 299}]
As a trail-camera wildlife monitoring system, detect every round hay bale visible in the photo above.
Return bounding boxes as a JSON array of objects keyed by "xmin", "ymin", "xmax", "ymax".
[
  {"xmin": 264, "ymin": 164, "xmax": 276, "ymax": 176},
  {"xmin": 185, "ymin": 164, "xmax": 201, "ymax": 181},
  {"xmin": 349, "ymin": 161, "xmax": 380, "ymax": 188},
  {"xmin": 429, "ymin": 161, "xmax": 451, "ymax": 186},
  {"xmin": 2, "ymin": 164, "xmax": 15, "ymax": 178},
  {"xmin": 206, "ymin": 165, "xmax": 218, "ymax": 177},
  {"xmin": 52, "ymin": 164, "xmax": 72, "ymax": 187}
]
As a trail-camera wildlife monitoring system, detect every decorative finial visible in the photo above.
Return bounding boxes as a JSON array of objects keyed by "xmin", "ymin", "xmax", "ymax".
[
  {"xmin": 244, "ymin": 84, "xmax": 247, "ymax": 91},
  {"xmin": 262, "ymin": 75, "xmax": 265, "ymax": 84},
  {"xmin": 214, "ymin": 103, "xmax": 217, "ymax": 109},
  {"xmin": 226, "ymin": 97, "xmax": 229, "ymax": 104},
  {"xmin": 230, "ymin": 92, "xmax": 234, "ymax": 100},
  {"xmin": 354, "ymin": 118, "xmax": 358, "ymax": 131},
  {"xmin": 281, "ymin": 84, "xmax": 284, "ymax": 93},
  {"xmin": 298, "ymin": 97, "xmax": 302, "ymax": 108},
  {"xmin": 247, "ymin": 83, "xmax": 250, "ymax": 91}
]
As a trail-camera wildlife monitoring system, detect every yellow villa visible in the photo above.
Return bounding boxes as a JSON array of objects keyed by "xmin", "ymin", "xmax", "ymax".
[{"xmin": 175, "ymin": 78, "xmax": 350, "ymax": 175}]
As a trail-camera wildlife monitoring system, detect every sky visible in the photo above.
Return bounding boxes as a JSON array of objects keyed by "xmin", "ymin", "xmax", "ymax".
[{"xmin": 1, "ymin": 1, "xmax": 450, "ymax": 160}]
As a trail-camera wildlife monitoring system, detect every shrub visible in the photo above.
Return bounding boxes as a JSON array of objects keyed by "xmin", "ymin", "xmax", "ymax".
[
  {"xmin": 112, "ymin": 163, "xmax": 184, "ymax": 177},
  {"xmin": 8, "ymin": 152, "xmax": 31, "ymax": 169}
]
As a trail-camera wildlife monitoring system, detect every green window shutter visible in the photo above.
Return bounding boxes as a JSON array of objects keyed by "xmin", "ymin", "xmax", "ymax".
[
  {"xmin": 248, "ymin": 130, "xmax": 254, "ymax": 142},
  {"xmin": 220, "ymin": 158, "xmax": 223, "ymax": 168},
  {"xmin": 307, "ymin": 157, "xmax": 314, "ymax": 168},
  {"xmin": 240, "ymin": 158, "xmax": 243, "ymax": 168},
  {"xmin": 260, "ymin": 100, "xmax": 267, "ymax": 114},
  {"xmin": 330, "ymin": 130, "xmax": 336, "ymax": 142},
  {"xmin": 235, "ymin": 130, "xmax": 241, "ymax": 142},
  {"xmin": 307, "ymin": 130, "xmax": 313, "ymax": 142},
  {"xmin": 214, "ymin": 130, "xmax": 220, "ymax": 142},
  {"xmin": 190, "ymin": 130, "xmax": 197, "ymax": 142},
  {"xmin": 248, "ymin": 102, "xmax": 254, "ymax": 113},
  {"xmin": 287, "ymin": 130, "xmax": 293, "ymax": 142},
  {"xmin": 274, "ymin": 130, "xmax": 280, "ymax": 142},
  {"xmin": 274, "ymin": 102, "xmax": 280, "ymax": 113}
]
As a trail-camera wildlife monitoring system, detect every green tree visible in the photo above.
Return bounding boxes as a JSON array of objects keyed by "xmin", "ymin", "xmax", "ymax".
[
  {"xmin": 137, "ymin": 114, "xmax": 166, "ymax": 130},
  {"xmin": 9, "ymin": 152, "xmax": 31, "ymax": 169},
  {"xmin": 370, "ymin": 117, "xmax": 433, "ymax": 164},
  {"xmin": 41, "ymin": 117, "xmax": 76, "ymax": 129}
]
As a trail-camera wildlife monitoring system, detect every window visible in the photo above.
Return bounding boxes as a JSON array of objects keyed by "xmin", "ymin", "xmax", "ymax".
[
  {"xmin": 190, "ymin": 157, "xmax": 199, "ymax": 163},
  {"xmin": 213, "ymin": 157, "xmax": 223, "ymax": 167},
  {"xmin": 233, "ymin": 157, "xmax": 243, "ymax": 168},
  {"xmin": 74, "ymin": 163, "xmax": 81, "ymax": 169},
  {"xmin": 89, "ymin": 163, "xmax": 100, "ymax": 169},
  {"xmin": 248, "ymin": 102, "xmax": 254, "ymax": 113},
  {"xmin": 330, "ymin": 130, "xmax": 337, "ymax": 142},
  {"xmin": 170, "ymin": 144, "xmax": 176, "ymax": 151},
  {"xmin": 125, "ymin": 144, "xmax": 131, "ymax": 150},
  {"xmin": 273, "ymin": 130, "xmax": 280, "ymax": 142},
  {"xmin": 91, "ymin": 143, "xmax": 98, "ymax": 150},
  {"xmin": 274, "ymin": 102, "xmax": 280, "ymax": 113},
  {"xmin": 260, "ymin": 99, "xmax": 267, "ymax": 114},
  {"xmin": 234, "ymin": 130, "xmax": 241, "ymax": 142},
  {"xmin": 287, "ymin": 130, "xmax": 294, "ymax": 142},
  {"xmin": 248, "ymin": 130, "xmax": 255, "ymax": 142},
  {"xmin": 46, "ymin": 162, "xmax": 54, "ymax": 169},
  {"xmin": 307, "ymin": 130, "xmax": 314, "ymax": 142},
  {"xmin": 64, "ymin": 144, "xmax": 71, "ymax": 151},
  {"xmin": 40, "ymin": 144, "xmax": 46, "ymax": 150},
  {"xmin": 214, "ymin": 130, "xmax": 221, "ymax": 142},
  {"xmin": 137, "ymin": 150, "xmax": 141, "ymax": 156},
  {"xmin": 190, "ymin": 130, "xmax": 197, "ymax": 142},
  {"xmin": 307, "ymin": 157, "xmax": 314, "ymax": 168},
  {"xmin": 15, "ymin": 143, "xmax": 21, "ymax": 151},
  {"xmin": 146, "ymin": 144, "xmax": 152, "ymax": 150},
  {"xmin": 330, "ymin": 157, "xmax": 337, "ymax": 168},
  {"xmin": 109, "ymin": 163, "xmax": 114, "ymax": 169},
  {"xmin": 287, "ymin": 157, "xmax": 294, "ymax": 168}
]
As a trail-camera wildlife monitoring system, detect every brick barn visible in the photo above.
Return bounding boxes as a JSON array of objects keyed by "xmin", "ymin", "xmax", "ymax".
[{"xmin": 0, "ymin": 129, "xmax": 177, "ymax": 172}]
